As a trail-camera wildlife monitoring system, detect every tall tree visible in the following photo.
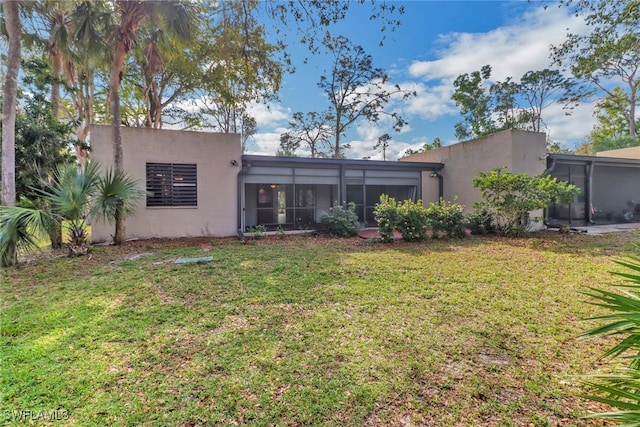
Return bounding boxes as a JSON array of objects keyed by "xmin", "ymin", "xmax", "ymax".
[
  {"xmin": 280, "ymin": 111, "xmax": 333, "ymax": 158},
  {"xmin": 452, "ymin": 65, "xmax": 573, "ymax": 139},
  {"xmin": 107, "ymin": 0, "xmax": 196, "ymax": 244},
  {"xmin": 13, "ymin": 59, "xmax": 75, "ymax": 205},
  {"xmin": 319, "ymin": 35, "xmax": 415, "ymax": 158},
  {"xmin": 2, "ymin": 0, "xmax": 21, "ymax": 207},
  {"xmin": 551, "ymin": 0, "xmax": 639, "ymax": 136},
  {"xmin": 519, "ymin": 69, "xmax": 574, "ymax": 132},
  {"xmin": 589, "ymin": 86, "xmax": 639, "ymax": 149},
  {"xmin": 490, "ymin": 77, "xmax": 522, "ymax": 131},
  {"xmin": 374, "ymin": 133, "xmax": 391, "ymax": 160},
  {"xmin": 276, "ymin": 133, "xmax": 299, "ymax": 157},
  {"xmin": 588, "ymin": 87, "xmax": 640, "ymax": 153},
  {"xmin": 22, "ymin": 1, "xmax": 72, "ymax": 119},
  {"xmin": 452, "ymin": 65, "xmax": 495, "ymax": 140}
]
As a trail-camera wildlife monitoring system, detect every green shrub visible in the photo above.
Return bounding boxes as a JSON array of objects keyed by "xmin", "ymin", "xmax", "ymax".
[
  {"xmin": 320, "ymin": 202, "xmax": 360, "ymax": 237},
  {"xmin": 425, "ymin": 198, "xmax": 467, "ymax": 238},
  {"xmin": 396, "ymin": 199, "xmax": 429, "ymax": 242},
  {"xmin": 373, "ymin": 195, "xmax": 399, "ymax": 243},
  {"xmin": 472, "ymin": 168, "xmax": 580, "ymax": 236},
  {"xmin": 466, "ymin": 204, "xmax": 497, "ymax": 235},
  {"xmin": 247, "ymin": 224, "xmax": 267, "ymax": 239},
  {"xmin": 581, "ymin": 253, "xmax": 640, "ymax": 423}
]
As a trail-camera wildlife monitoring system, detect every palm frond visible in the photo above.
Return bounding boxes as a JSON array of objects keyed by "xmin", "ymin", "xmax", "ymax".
[
  {"xmin": 0, "ymin": 206, "xmax": 58, "ymax": 268},
  {"xmin": 91, "ymin": 166, "xmax": 146, "ymax": 224},
  {"xmin": 582, "ymin": 252, "xmax": 640, "ymax": 423}
]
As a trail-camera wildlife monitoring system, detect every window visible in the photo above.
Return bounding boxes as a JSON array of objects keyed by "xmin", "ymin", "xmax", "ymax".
[{"xmin": 146, "ymin": 163, "xmax": 197, "ymax": 207}]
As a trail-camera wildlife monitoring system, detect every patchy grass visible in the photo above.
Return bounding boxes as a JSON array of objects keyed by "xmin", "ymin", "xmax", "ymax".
[{"xmin": 2, "ymin": 231, "xmax": 639, "ymax": 426}]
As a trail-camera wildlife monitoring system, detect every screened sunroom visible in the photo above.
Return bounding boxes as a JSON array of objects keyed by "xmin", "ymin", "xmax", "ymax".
[
  {"xmin": 239, "ymin": 155, "xmax": 443, "ymax": 232},
  {"xmin": 546, "ymin": 154, "xmax": 640, "ymax": 226}
]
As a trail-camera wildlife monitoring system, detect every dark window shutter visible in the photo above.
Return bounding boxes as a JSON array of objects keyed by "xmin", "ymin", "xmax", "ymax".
[{"xmin": 146, "ymin": 163, "xmax": 197, "ymax": 207}]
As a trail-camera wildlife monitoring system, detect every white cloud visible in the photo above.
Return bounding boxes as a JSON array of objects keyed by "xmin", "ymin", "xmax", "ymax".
[
  {"xmin": 401, "ymin": 4, "xmax": 589, "ymax": 130},
  {"xmin": 246, "ymin": 128, "xmax": 287, "ymax": 156},
  {"xmin": 409, "ymin": 6, "xmax": 586, "ymax": 83},
  {"xmin": 400, "ymin": 81, "xmax": 457, "ymax": 120},
  {"xmin": 246, "ymin": 102, "xmax": 291, "ymax": 129},
  {"xmin": 544, "ymin": 101, "xmax": 596, "ymax": 148}
]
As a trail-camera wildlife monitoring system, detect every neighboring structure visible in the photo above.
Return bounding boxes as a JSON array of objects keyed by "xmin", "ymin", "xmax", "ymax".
[
  {"xmin": 596, "ymin": 146, "xmax": 640, "ymax": 160},
  {"xmin": 400, "ymin": 129, "xmax": 548, "ymax": 213},
  {"xmin": 89, "ymin": 126, "xmax": 639, "ymax": 241}
]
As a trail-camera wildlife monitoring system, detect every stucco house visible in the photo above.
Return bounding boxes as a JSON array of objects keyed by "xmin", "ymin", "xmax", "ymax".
[{"xmin": 89, "ymin": 126, "xmax": 640, "ymax": 242}]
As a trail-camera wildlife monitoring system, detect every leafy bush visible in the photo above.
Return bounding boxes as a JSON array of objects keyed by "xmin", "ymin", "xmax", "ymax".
[
  {"xmin": 425, "ymin": 198, "xmax": 467, "ymax": 238},
  {"xmin": 320, "ymin": 202, "xmax": 360, "ymax": 237},
  {"xmin": 396, "ymin": 199, "xmax": 429, "ymax": 242},
  {"xmin": 582, "ymin": 253, "xmax": 640, "ymax": 423},
  {"xmin": 373, "ymin": 195, "xmax": 399, "ymax": 243},
  {"xmin": 466, "ymin": 204, "xmax": 496, "ymax": 235},
  {"xmin": 247, "ymin": 224, "xmax": 267, "ymax": 239},
  {"xmin": 472, "ymin": 168, "xmax": 580, "ymax": 236}
]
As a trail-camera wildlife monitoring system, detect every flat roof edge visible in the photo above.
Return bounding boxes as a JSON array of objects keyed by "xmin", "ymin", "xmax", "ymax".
[
  {"xmin": 242, "ymin": 155, "xmax": 444, "ymax": 170},
  {"xmin": 548, "ymin": 153, "xmax": 640, "ymax": 166}
]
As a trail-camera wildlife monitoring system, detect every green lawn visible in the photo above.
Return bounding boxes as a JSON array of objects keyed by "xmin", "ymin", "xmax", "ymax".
[{"xmin": 2, "ymin": 231, "xmax": 638, "ymax": 426}]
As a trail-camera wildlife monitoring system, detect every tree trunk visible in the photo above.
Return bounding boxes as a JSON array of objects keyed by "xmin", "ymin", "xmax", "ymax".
[
  {"xmin": 51, "ymin": 50, "xmax": 62, "ymax": 118},
  {"xmin": 110, "ymin": 42, "xmax": 127, "ymax": 172},
  {"xmin": 630, "ymin": 86, "xmax": 637, "ymax": 137},
  {"xmin": 333, "ymin": 113, "xmax": 341, "ymax": 158},
  {"xmin": 113, "ymin": 202, "xmax": 126, "ymax": 245},
  {"xmin": 1, "ymin": 0, "xmax": 21, "ymax": 207},
  {"xmin": 48, "ymin": 218, "xmax": 63, "ymax": 249},
  {"xmin": 109, "ymin": 41, "xmax": 127, "ymax": 244}
]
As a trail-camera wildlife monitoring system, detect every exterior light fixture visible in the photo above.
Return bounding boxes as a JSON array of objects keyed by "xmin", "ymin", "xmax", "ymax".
[
  {"xmin": 270, "ymin": 184, "xmax": 277, "ymax": 189},
  {"xmin": 229, "ymin": 159, "xmax": 238, "ymax": 166},
  {"xmin": 429, "ymin": 172, "xmax": 440, "ymax": 178}
]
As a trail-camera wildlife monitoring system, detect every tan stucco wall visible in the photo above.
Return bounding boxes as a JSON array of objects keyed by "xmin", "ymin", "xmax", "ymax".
[
  {"xmin": 89, "ymin": 126, "xmax": 241, "ymax": 242},
  {"xmin": 597, "ymin": 146, "xmax": 640, "ymax": 159},
  {"xmin": 401, "ymin": 130, "xmax": 547, "ymax": 213}
]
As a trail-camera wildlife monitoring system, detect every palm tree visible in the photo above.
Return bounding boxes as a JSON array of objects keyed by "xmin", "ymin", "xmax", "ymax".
[
  {"xmin": 108, "ymin": 0, "xmax": 196, "ymax": 244},
  {"xmin": 2, "ymin": 0, "xmax": 22, "ymax": 207},
  {"xmin": 0, "ymin": 162, "xmax": 145, "ymax": 267}
]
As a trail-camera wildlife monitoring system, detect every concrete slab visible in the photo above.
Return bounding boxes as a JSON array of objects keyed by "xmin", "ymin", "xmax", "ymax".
[{"xmin": 568, "ymin": 223, "xmax": 640, "ymax": 235}]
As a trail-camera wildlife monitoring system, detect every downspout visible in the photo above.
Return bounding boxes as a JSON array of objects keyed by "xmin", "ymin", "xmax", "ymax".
[
  {"xmin": 237, "ymin": 161, "xmax": 251, "ymax": 239},
  {"xmin": 586, "ymin": 161, "xmax": 594, "ymax": 224},
  {"xmin": 339, "ymin": 164, "xmax": 346, "ymax": 206},
  {"xmin": 543, "ymin": 157, "xmax": 556, "ymax": 227},
  {"xmin": 429, "ymin": 169, "xmax": 444, "ymax": 201}
]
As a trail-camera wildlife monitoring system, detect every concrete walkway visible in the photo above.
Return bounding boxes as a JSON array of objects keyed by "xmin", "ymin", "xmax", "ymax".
[{"xmin": 565, "ymin": 223, "xmax": 640, "ymax": 235}]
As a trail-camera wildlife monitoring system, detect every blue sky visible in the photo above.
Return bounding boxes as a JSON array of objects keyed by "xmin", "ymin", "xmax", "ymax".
[{"xmin": 245, "ymin": 1, "xmax": 593, "ymax": 159}]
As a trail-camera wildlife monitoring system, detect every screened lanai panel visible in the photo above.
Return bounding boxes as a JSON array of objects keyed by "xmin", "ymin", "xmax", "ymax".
[
  {"xmin": 592, "ymin": 165, "xmax": 640, "ymax": 223},
  {"xmin": 547, "ymin": 163, "xmax": 587, "ymax": 225}
]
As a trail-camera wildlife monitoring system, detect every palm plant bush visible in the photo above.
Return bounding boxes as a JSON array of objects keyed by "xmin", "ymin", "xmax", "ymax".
[
  {"xmin": 0, "ymin": 162, "xmax": 144, "ymax": 267},
  {"xmin": 582, "ymin": 253, "xmax": 640, "ymax": 425}
]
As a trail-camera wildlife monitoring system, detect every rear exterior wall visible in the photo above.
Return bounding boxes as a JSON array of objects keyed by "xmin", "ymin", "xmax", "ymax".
[{"xmin": 89, "ymin": 126, "xmax": 241, "ymax": 242}]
